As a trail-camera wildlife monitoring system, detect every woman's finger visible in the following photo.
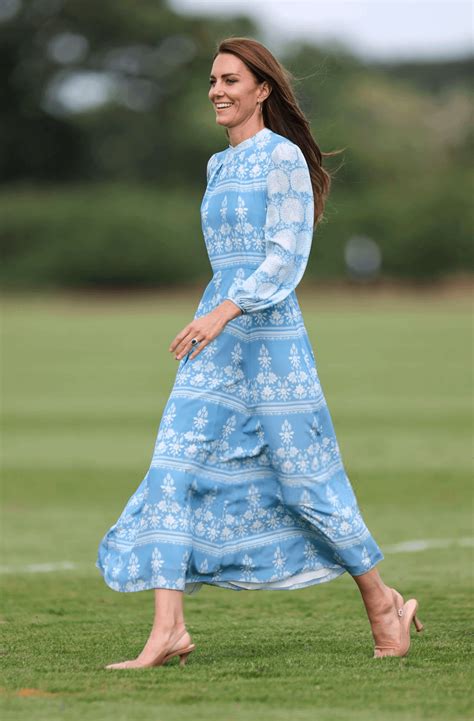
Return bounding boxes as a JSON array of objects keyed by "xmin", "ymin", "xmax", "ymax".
[
  {"xmin": 169, "ymin": 325, "xmax": 193, "ymax": 352},
  {"xmin": 188, "ymin": 339, "xmax": 208, "ymax": 361},
  {"xmin": 176, "ymin": 333, "xmax": 205, "ymax": 359},
  {"xmin": 171, "ymin": 329, "xmax": 196, "ymax": 356}
]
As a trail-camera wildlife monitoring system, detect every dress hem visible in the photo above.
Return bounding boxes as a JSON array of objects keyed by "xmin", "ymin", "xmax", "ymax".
[{"xmin": 95, "ymin": 551, "xmax": 384, "ymax": 595}]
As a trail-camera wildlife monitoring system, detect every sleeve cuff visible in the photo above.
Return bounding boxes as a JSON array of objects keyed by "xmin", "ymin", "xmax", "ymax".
[{"xmin": 223, "ymin": 296, "xmax": 247, "ymax": 315}]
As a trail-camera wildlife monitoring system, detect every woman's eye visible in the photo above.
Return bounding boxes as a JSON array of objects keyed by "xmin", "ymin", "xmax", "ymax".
[{"xmin": 208, "ymin": 79, "xmax": 236, "ymax": 85}]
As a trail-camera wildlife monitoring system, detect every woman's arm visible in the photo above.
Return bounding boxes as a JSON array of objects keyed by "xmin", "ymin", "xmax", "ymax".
[{"xmin": 223, "ymin": 141, "xmax": 314, "ymax": 315}]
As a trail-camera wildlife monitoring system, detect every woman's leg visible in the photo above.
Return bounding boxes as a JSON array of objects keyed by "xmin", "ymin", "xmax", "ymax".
[
  {"xmin": 105, "ymin": 589, "xmax": 193, "ymax": 669},
  {"xmin": 352, "ymin": 567, "xmax": 401, "ymax": 649}
]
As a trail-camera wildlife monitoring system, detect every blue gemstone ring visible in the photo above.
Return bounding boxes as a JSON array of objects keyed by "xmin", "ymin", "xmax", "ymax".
[{"xmin": 191, "ymin": 338, "xmax": 198, "ymax": 345}]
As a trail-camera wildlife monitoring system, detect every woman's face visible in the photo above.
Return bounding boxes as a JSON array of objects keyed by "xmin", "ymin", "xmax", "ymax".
[{"xmin": 208, "ymin": 52, "xmax": 269, "ymax": 129}]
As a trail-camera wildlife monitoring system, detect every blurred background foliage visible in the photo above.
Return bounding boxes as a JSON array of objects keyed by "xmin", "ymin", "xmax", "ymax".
[{"xmin": 1, "ymin": 0, "xmax": 473, "ymax": 288}]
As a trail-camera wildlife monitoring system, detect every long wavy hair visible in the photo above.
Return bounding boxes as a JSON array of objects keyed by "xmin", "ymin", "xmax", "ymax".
[{"xmin": 213, "ymin": 37, "xmax": 343, "ymax": 226}]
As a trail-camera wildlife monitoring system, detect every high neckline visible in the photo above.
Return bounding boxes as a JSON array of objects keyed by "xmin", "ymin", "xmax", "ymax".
[{"xmin": 227, "ymin": 127, "xmax": 270, "ymax": 152}]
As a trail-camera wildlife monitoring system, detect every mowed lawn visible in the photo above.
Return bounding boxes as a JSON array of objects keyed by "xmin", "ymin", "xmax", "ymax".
[{"xmin": 1, "ymin": 288, "xmax": 472, "ymax": 721}]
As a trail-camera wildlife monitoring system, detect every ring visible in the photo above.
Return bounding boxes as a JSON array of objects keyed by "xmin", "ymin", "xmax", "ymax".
[{"xmin": 191, "ymin": 338, "xmax": 198, "ymax": 345}]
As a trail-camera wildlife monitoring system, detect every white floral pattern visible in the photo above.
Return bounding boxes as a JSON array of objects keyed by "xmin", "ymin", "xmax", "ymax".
[
  {"xmin": 172, "ymin": 336, "xmax": 323, "ymax": 414},
  {"xmin": 96, "ymin": 127, "xmax": 384, "ymax": 595}
]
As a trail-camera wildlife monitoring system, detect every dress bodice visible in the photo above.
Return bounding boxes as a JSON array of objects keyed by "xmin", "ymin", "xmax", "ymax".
[{"xmin": 200, "ymin": 127, "xmax": 315, "ymax": 316}]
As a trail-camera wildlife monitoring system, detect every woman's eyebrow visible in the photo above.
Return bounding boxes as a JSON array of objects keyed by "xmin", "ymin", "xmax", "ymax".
[{"xmin": 209, "ymin": 73, "xmax": 241, "ymax": 79}]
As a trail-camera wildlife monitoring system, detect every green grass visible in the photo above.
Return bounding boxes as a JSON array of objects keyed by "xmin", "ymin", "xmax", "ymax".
[{"xmin": 1, "ymin": 288, "xmax": 472, "ymax": 721}]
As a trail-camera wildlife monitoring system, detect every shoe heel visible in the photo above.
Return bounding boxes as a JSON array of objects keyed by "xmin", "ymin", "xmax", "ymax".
[
  {"xmin": 179, "ymin": 651, "xmax": 192, "ymax": 667},
  {"xmin": 413, "ymin": 614, "xmax": 424, "ymax": 632}
]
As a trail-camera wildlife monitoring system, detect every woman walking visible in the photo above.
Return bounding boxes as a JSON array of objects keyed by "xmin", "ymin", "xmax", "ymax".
[{"xmin": 96, "ymin": 37, "xmax": 423, "ymax": 668}]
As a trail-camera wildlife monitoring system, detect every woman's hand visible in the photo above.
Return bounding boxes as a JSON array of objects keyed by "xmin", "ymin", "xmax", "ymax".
[{"xmin": 169, "ymin": 300, "xmax": 243, "ymax": 362}]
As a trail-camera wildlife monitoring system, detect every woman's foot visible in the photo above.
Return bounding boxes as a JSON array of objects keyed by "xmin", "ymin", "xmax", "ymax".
[
  {"xmin": 353, "ymin": 569, "xmax": 423, "ymax": 657},
  {"xmin": 105, "ymin": 622, "xmax": 193, "ymax": 669},
  {"xmin": 367, "ymin": 586, "xmax": 402, "ymax": 656}
]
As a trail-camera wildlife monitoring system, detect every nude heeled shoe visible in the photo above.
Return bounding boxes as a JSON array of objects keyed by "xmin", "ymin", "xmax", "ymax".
[
  {"xmin": 160, "ymin": 627, "xmax": 196, "ymax": 667},
  {"xmin": 161, "ymin": 642, "xmax": 196, "ymax": 667},
  {"xmin": 373, "ymin": 588, "xmax": 424, "ymax": 658},
  {"xmin": 104, "ymin": 627, "xmax": 196, "ymax": 669}
]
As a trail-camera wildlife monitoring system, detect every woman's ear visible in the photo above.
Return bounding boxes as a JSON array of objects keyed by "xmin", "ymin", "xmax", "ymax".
[{"xmin": 262, "ymin": 81, "xmax": 272, "ymax": 101}]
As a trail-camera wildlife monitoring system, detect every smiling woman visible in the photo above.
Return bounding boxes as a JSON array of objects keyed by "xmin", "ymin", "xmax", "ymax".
[
  {"xmin": 207, "ymin": 46, "xmax": 333, "ymax": 226},
  {"xmin": 95, "ymin": 36, "xmax": 424, "ymax": 670}
]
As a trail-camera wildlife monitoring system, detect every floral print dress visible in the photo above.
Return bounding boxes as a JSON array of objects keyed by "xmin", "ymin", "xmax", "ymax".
[{"xmin": 96, "ymin": 126, "xmax": 384, "ymax": 594}]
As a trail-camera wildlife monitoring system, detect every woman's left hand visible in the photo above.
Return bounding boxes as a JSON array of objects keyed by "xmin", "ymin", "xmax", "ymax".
[{"xmin": 169, "ymin": 300, "xmax": 243, "ymax": 362}]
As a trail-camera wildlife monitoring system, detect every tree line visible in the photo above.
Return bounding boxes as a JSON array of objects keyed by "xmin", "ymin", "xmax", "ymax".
[{"xmin": 1, "ymin": 0, "xmax": 472, "ymax": 287}]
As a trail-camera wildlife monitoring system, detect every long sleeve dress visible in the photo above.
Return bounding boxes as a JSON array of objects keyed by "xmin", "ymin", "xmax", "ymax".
[{"xmin": 96, "ymin": 126, "xmax": 384, "ymax": 594}]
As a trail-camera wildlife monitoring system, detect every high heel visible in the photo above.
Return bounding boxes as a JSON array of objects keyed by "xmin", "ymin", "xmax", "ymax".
[
  {"xmin": 161, "ymin": 645, "xmax": 196, "ymax": 667},
  {"xmin": 104, "ymin": 627, "xmax": 196, "ymax": 669},
  {"xmin": 159, "ymin": 626, "xmax": 196, "ymax": 667},
  {"xmin": 413, "ymin": 613, "xmax": 424, "ymax": 632},
  {"xmin": 373, "ymin": 595, "xmax": 424, "ymax": 658},
  {"xmin": 390, "ymin": 587, "xmax": 424, "ymax": 634}
]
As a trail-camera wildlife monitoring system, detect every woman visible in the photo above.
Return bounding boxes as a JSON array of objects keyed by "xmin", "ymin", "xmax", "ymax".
[{"xmin": 96, "ymin": 37, "xmax": 424, "ymax": 669}]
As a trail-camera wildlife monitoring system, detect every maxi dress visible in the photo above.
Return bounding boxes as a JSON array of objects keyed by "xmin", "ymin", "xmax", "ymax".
[{"xmin": 96, "ymin": 126, "xmax": 384, "ymax": 595}]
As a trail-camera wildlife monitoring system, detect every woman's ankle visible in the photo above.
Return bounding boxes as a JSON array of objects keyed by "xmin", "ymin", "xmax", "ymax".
[
  {"xmin": 364, "ymin": 586, "xmax": 395, "ymax": 620},
  {"xmin": 150, "ymin": 620, "xmax": 186, "ymax": 635}
]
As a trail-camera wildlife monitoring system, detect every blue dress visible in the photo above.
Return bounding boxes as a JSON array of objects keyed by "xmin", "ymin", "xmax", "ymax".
[{"xmin": 96, "ymin": 126, "xmax": 384, "ymax": 594}]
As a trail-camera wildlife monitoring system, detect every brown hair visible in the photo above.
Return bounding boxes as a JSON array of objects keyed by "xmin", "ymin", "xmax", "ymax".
[{"xmin": 213, "ymin": 37, "xmax": 343, "ymax": 226}]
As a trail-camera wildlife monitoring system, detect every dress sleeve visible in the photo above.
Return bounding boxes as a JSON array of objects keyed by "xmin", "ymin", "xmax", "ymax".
[{"xmin": 223, "ymin": 141, "xmax": 314, "ymax": 314}]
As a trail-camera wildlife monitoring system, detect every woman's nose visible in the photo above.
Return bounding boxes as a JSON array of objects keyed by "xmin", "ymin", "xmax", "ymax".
[{"xmin": 211, "ymin": 83, "xmax": 225, "ymax": 95}]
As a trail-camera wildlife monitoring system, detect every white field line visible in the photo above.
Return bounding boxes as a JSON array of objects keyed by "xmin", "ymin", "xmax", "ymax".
[
  {"xmin": 0, "ymin": 561, "xmax": 78, "ymax": 574},
  {"xmin": 0, "ymin": 537, "xmax": 472, "ymax": 575},
  {"xmin": 384, "ymin": 537, "xmax": 474, "ymax": 553}
]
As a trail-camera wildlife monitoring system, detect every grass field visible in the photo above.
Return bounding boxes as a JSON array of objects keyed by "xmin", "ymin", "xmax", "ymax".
[{"xmin": 1, "ymin": 287, "xmax": 472, "ymax": 721}]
